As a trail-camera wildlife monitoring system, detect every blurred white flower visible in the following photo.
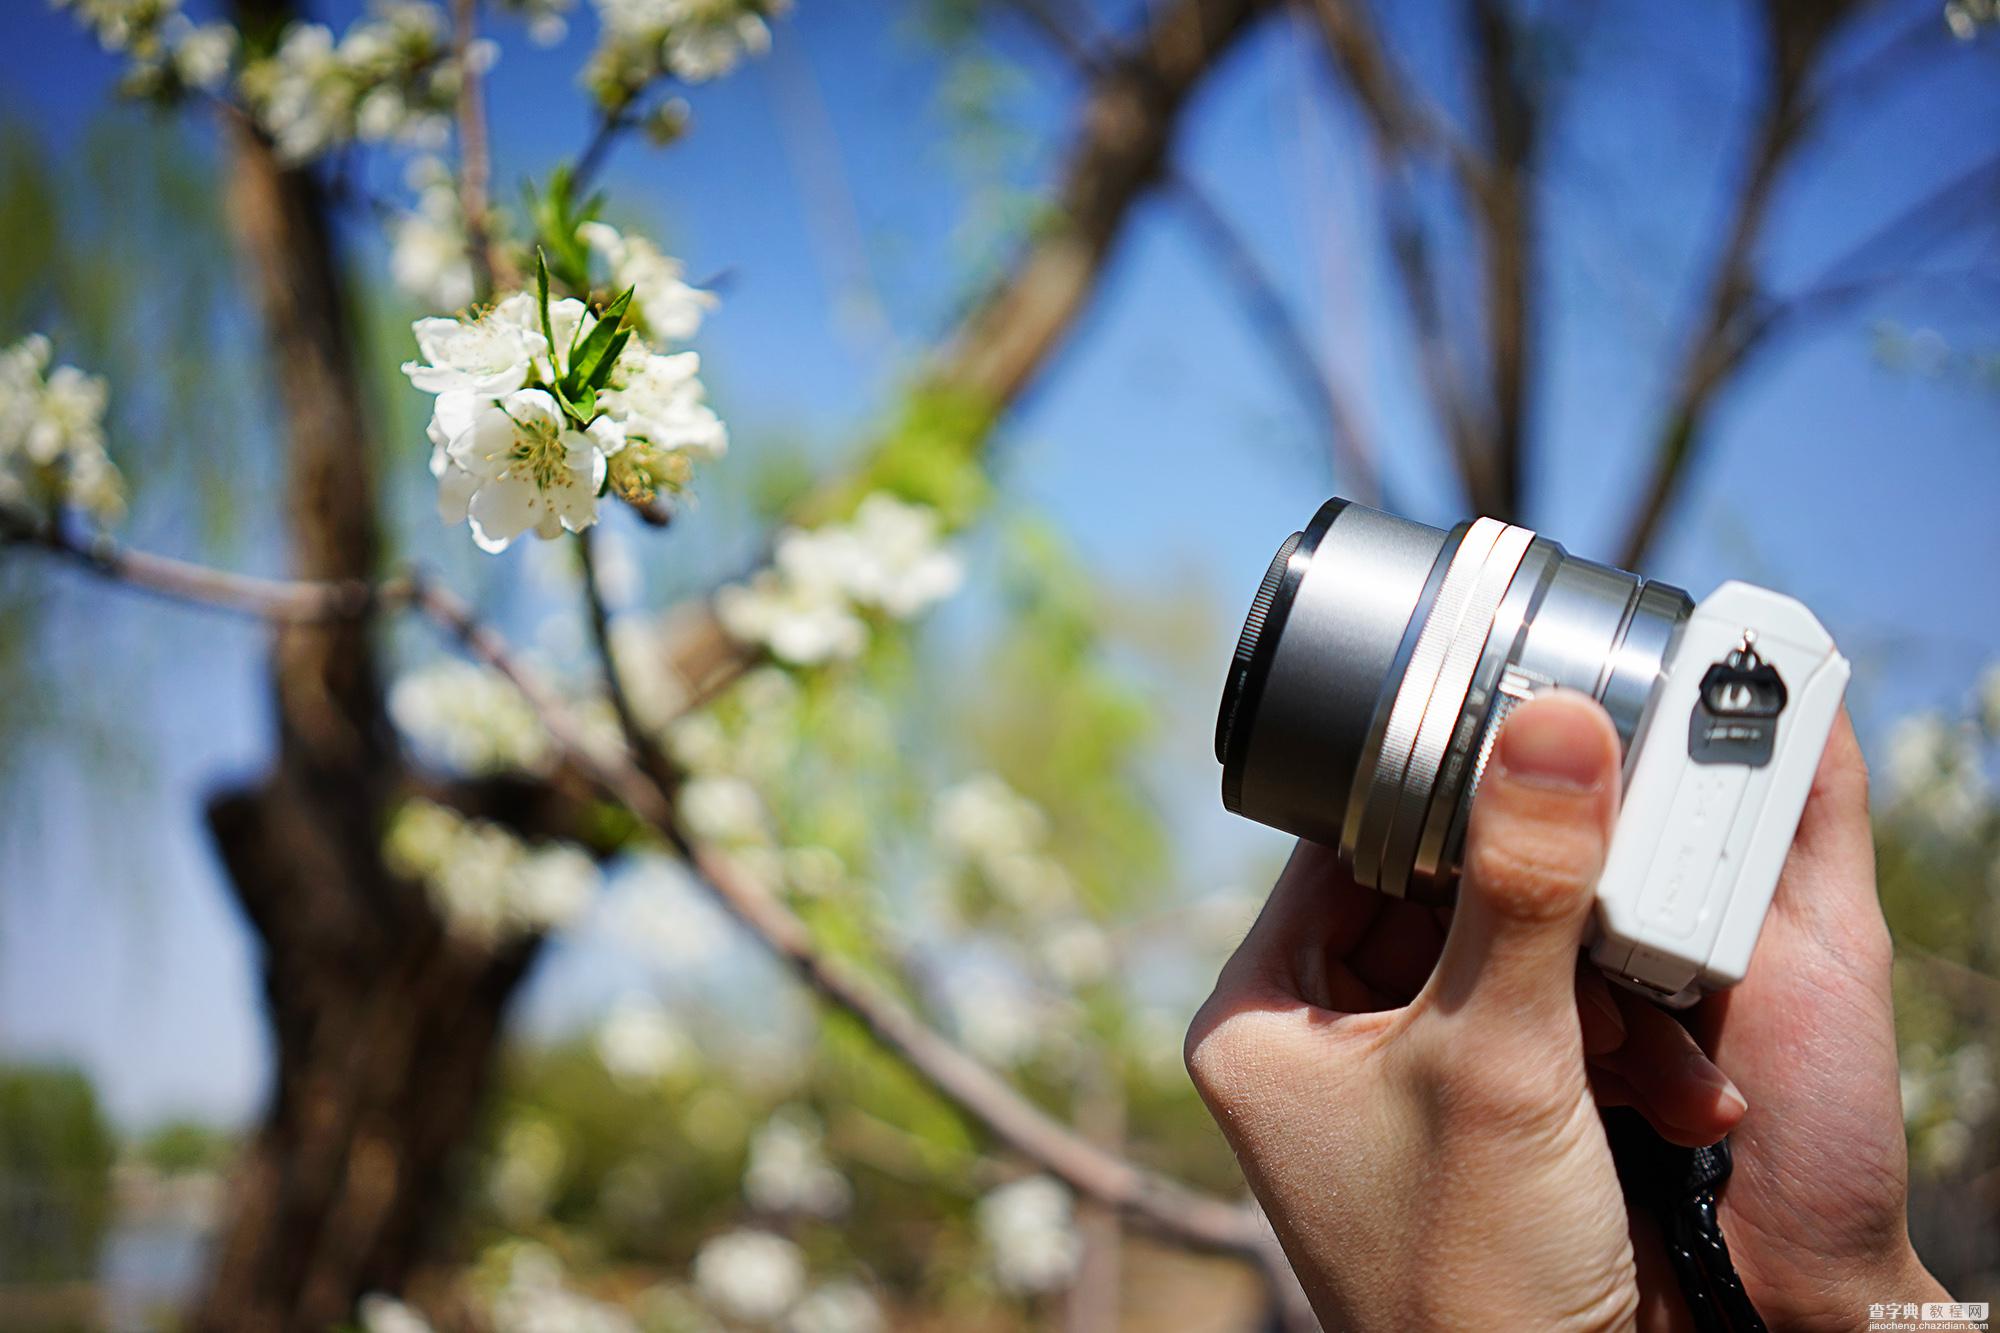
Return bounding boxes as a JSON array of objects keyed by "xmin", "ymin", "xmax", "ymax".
[
  {"xmin": 784, "ymin": 1281, "xmax": 882, "ymax": 1333},
  {"xmin": 597, "ymin": 995, "xmax": 695, "ymax": 1084},
  {"xmin": 977, "ymin": 1176, "xmax": 1080, "ymax": 1295},
  {"xmin": 744, "ymin": 1107, "xmax": 850, "ymax": 1218},
  {"xmin": 585, "ymin": 0, "xmax": 784, "ymax": 98},
  {"xmin": 490, "ymin": 1243, "xmax": 639, "ymax": 1333},
  {"xmin": 717, "ymin": 564, "xmax": 869, "ymax": 667},
  {"xmin": 580, "ymin": 220, "xmax": 717, "ymax": 341},
  {"xmin": 679, "ymin": 774, "xmax": 770, "ymax": 844},
  {"xmin": 169, "ymin": 19, "xmax": 237, "ymax": 90},
  {"xmin": 943, "ymin": 964, "xmax": 1049, "ymax": 1067},
  {"xmin": 391, "ymin": 161, "xmax": 475, "ymax": 312},
  {"xmin": 390, "ymin": 657, "xmax": 552, "ymax": 775},
  {"xmin": 841, "ymin": 494, "xmax": 964, "ymax": 617},
  {"xmin": 934, "ymin": 775, "xmax": 1046, "ymax": 863},
  {"xmin": 359, "ymin": 1294, "xmax": 434, "ymax": 1333},
  {"xmin": 384, "ymin": 800, "xmax": 597, "ymax": 940},
  {"xmin": 1885, "ymin": 713, "xmax": 1989, "ymax": 835},
  {"xmin": 716, "ymin": 495, "xmax": 959, "ymax": 665},
  {"xmin": 487, "ymin": 1119, "xmax": 567, "ymax": 1227},
  {"xmin": 1038, "ymin": 918, "xmax": 1111, "ymax": 988},
  {"xmin": 693, "ymin": 1229, "xmax": 806, "ymax": 1324}
]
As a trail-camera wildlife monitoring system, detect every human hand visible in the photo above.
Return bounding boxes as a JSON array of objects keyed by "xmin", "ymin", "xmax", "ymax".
[
  {"xmin": 1185, "ymin": 692, "xmax": 1941, "ymax": 1331},
  {"xmin": 1186, "ymin": 691, "xmax": 1703, "ymax": 1329}
]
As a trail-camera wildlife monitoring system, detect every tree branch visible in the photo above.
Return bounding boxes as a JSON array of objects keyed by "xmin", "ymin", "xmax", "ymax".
[
  {"xmin": 1164, "ymin": 171, "xmax": 1385, "ymax": 502},
  {"xmin": 21, "ymin": 521, "xmax": 1265, "ymax": 1255},
  {"xmin": 1304, "ymin": 0, "xmax": 1502, "ymax": 512},
  {"xmin": 450, "ymin": 0, "xmax": 510, "ymax": 296},
  {"xmin": 2, "ymin": 510, "xmax": 406, "ymax": 621},
  {"xmin": 407, "ymin": 578, "xmax": 1270, "ymax": 1257}
]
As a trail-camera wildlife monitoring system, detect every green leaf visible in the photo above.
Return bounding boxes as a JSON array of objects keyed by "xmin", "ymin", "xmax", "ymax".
[
  {"xmin": 535, "ymin": 248, "xmax": 556, "ymax": 363},
  {"xmin": 563, "ymin": 286, "xmax": 633, "ymax": 395},
  {"xmin": 583, "ymin": 330, "xmax": 631, "ymax": 394}
]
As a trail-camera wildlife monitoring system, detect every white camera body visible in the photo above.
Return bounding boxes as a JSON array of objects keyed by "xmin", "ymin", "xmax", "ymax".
[{"xmin": 1588, "ymin": 581, "xmax": 1850, "ymax": 1005}]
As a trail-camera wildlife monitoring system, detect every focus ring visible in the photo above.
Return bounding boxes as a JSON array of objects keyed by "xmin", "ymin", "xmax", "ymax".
[
  {"xmin": 1379, "ymin": 523, "xmax": 1536, "ymax": 897},
  {"xmin": 1351, "ymin": 518, "xmax": 1506, "ymax": 887}
]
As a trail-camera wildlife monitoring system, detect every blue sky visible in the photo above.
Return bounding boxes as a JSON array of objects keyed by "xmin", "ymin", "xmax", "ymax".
[{"xmin": 1, "ymin": 1, "xmax": 1996, "ymax": 1130}]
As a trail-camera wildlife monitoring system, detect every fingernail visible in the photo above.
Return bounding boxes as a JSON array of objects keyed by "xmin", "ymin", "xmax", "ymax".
[
  {"xmin": 1496, "ymin": 697, "xmax": 1610, "ymax": 792},
  {"xmin": 1685, "ymin": 1052, "xmax": 1748, "ymax": 1119},
  {"xmin": 1579, "ymin": 987, "xmax": 1626, "ymax": 1056}
]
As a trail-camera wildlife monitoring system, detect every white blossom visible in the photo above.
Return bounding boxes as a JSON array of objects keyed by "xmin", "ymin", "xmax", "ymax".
[
  {"xmin": 489, "ymin": 1244, "xmax": 639, "ymax": 1333},
  {"xmin": 1885, "ymin": 712, "xmax": 1989, "ymax": 834},
  {"xmin": 715, "ymin": 495, "xmax": 960, "ymax": 665},
  {"xmin": 942, "ymin": 964, "xmax": 1048, "ymax": 1067},
  {"xmin": 390, "ymin": 658, "xmax": 552, "ymax": 774},
  {"xmin": 934, "ymin": 774, "xmax": 1047, "ymax": 863},
  {"xmin": 692, "ymin": 1229, "xmax": 806, "ymax": 1324},
  {"xmin": 359, "ymin": 1295, "xmax": 435, "ymax": 1333},
  {"xmin": 238, "ymin": 4, "xmax": 470, "ymax": 164},
  {"xmin": 840, "ymin": 494, "xmax": 964, "ymax": 617},
  {"xmin": 384, "ymin": 800, "xmax": 597, "ymax": 940},
  {"xmin": 580, "ymin": 220, "xmax": 717, "ymax": 341},
  {"xmin": 585, "ymin": 0, "xmax": 784, "ymax": 100},
  {"xmin": 406, "ymin": 278, "xmax": 726, "ymax": 551},
  {"xmin": 783, "ymin": 1282, "xmax": 882, "ymax": 1333},
  {"xmin": 0, "ymin": 334, "xmax": 123, "ymax": 522},
  {"xmin": 977, "ymin": 1176, "xmax": 1080, "ymax": 1295},
  {"xmin": 168, "ymin": 18, "xmax": 237, "ymax": 90},
  {"xmin": 679, "ymin": 774, "xmax": 770, "ymax": 844},
  {"xmin": 744, "ymin": 1107, "xmax": 850, "ymax": 1218},
  {"xmin": 597, "ymin": 995, "xmax": 696, "ymax": 1083}
]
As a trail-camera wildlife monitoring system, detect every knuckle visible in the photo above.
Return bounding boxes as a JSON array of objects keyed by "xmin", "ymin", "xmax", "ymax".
[{"xmin": 1183, "ymin": 1005, "xmax": 1292, "ymax": 1115}]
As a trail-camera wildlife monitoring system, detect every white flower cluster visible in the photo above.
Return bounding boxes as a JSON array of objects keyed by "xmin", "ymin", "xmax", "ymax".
[
  {"xmin": 784, "ymin": 1281, "xmax": 883, "ymax": 1333},
  {"xmin": 743, "ymin": 1106, "xmax": 850, "ymax": 1218},
  {"xmin": 391, "ymin": 156, "xmax": 477, "ymax": 313},
  {"xmin": 56, "ymin": 0, "xmax": 237, "ymax": 98},
  {"xmin": 390, "ymin": 657, "xmax": 553, "ymax": 775},
  {"xmin": 596, "ymin": 993, "xmax": 696, "ymax": 1083},
  {"xmin": 581, "ymin": 221, "xmax": 716, "ymax": 341},
  {"xmin": 0, "ymin": 334, "xmax": 123, "ymax": 523},
  {"xmin": 239, "ymin": 3, "xmax": 492, "ymax": 164},
  {"xmin": 500, "ymin": 0, "xmax": 579, "ymax": 48},
  {"xmin": 717, "ymin": 494, "xmax": 964, "ymax": 666},
  {"xmin": 1947, "ymin": 0, "xmax": 1998, "ymax": 40},
  {"xmin": 358, "ymin": 1294, "xmax": 434, "ymax": 1333},
  {"xmin": 584, "ymin": 0, "xmax": 785, "ymax": 104},
  {"xmin": 402, "ymin": 286, "xmax": 724, "ymax": 551},
  {"xmin": 976, "ymin": 1176, "xmax": 1081, "ymax": 1295},
  {"xmin": 384, "ymin": 799, "xmax": 597, "ymax": 940},
  {"xmin": 489, "ymin": 1244, "xmax": 640, "ymax": 1333},
  {"xmin": 932, "ymin": 774, "xmax": 1075, "ymax": 918},
  {"xmin": 692, "ymin": 1228, "xmax": 805, "ymax": 1324},
  {"xmin": 1884, "ymin": 712, "xmax": 1991, "ymax": 837}
]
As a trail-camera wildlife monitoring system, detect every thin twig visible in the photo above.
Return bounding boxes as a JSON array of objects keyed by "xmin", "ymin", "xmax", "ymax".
[
  {"xmin": 1165, "ymin": 170, "xmax": 1384, "ymax": 504},
  {"xmin": 2, "ymin": 511, "xmax": 404, "ymax": 621},
  {"xmin": 573, "ymin": 98, "xmax": 638, "ymax": 195},
  {"xmin": 405, "ymin": 578, "xmax": 1267, "ymax": 1257},
  {"xmin": 450, "ymin": 0, "xmax": 510, "ymax": 295},
  {"xmin": 575, "ymin": 526, "xmax": 675, "ymax": 784}
]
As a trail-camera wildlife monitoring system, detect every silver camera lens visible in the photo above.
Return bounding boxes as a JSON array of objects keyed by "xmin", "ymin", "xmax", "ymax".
[{"xmin": 1216, "ymin": 498, "xmax": 1694, "ymax": 902}]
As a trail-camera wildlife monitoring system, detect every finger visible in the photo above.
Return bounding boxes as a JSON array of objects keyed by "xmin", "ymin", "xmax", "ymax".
[
  {"xmin": 1772, "ymin": 708, "xmax": 1879, "ymax": 926},
  {"xmin": 1419, "ymin": 691, "xmax": 1622, "ymax": 1035},
  {"xmin": 1591, "ymin": 993, "xmax": 1746, "ymax": 1147},
  {"xmin": 1348, "ymin": 897, "xmax": 1448, "ymax": 1005},
  {"xmin": 1215, "ymin": 839, "xmax": 1381, "ymax": 1009}
]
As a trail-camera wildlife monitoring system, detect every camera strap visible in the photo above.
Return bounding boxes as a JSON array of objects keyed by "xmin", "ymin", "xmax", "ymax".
[{"xmin": 1606, "ymin": 1109, "xmax": 1768, "ymax": 1332}]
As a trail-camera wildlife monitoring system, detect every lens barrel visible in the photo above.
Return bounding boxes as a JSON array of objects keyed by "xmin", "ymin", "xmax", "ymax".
[{"xmin": 1217, "ymin": 498, "xmax": 1693, "ymax": 902}]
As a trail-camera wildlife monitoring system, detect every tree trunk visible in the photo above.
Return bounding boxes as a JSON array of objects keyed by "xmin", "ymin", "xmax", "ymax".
[{"xmin": 187, "ymin": 3, "xmax": 539, "ymax": 1325}]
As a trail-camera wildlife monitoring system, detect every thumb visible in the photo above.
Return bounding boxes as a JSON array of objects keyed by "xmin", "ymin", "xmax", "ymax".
[{"xmin": 1422, "ymin": 691, "xmax": 1622, "ymax": 1033}]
